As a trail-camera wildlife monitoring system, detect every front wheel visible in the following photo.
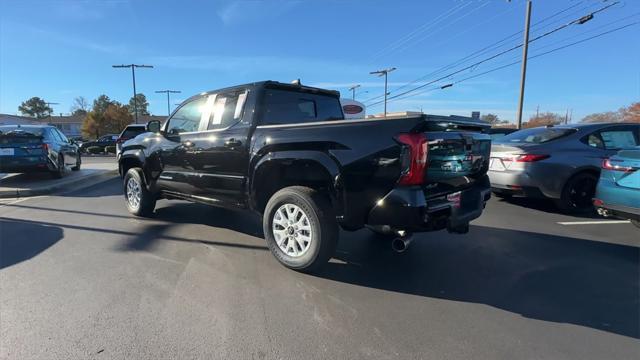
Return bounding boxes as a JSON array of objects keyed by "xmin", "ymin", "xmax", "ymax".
[
  {"xmin": 263, "ymin": 186, "xmax": 338, "ymax": 273},
  {"xmin": 123, "ymin": 168, "xmax": 156, "ymax": 217},
  {"xmin": 71, "ymin": 154, "xmax": 81, "ymax": 171}
]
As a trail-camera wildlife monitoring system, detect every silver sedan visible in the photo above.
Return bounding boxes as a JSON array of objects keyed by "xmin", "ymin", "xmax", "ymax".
[{"xmin": 489, "ymin": 123, "xmax": 640, "ymax": 213}]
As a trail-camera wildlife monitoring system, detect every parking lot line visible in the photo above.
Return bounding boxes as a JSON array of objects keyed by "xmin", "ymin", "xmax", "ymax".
[{"xmin": 557, "ymin": 220, "xmax": 631, "ymax": 225}]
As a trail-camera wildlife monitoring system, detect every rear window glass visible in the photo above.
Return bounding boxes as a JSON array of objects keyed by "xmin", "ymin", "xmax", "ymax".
[
  {"xmin": 121, "ymin": 127, "xmax": 146, "ymax": 138},
  {"xmin": 0, "ymin": 127, "xmax": 46, "ymax": 144},
  {"xmin": 497, "ymin": 127, "xmax": 576, "ymax": 144},
  {"xmin": 261, "ymin": 89, "xmax": 343, "ymax": 125}
]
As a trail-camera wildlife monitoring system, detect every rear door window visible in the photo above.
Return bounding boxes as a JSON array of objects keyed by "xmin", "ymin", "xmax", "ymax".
[
  {"xmin": 261, "ymin": 89, "xmax": 343, "ymax": 125},
  {"xmin": 599, "ymin": 126, "xmax": 639, "ymax": 150},
  {"xmin": 207, "ymin": 90, "xmax": 247, "ymax": 130}
]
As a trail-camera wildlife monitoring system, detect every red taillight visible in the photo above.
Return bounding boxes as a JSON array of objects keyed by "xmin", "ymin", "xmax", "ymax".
[
  {"xmin": 395, "ymin": 133, "xmax": 428, "ymax": 186},
  {"xmin": 42, "ymin": 143, "xmax": 49, "ymax": 152},
  {"xmin": 602, "ymin": 158, "xmax": 633, "ymax": 172},
  {"xmin": 593, "ymin": 198, "xmax": 604, "ymax": 207},
  {"xmin": 513, "ymin": 154, "xmax": 549, "ymax": 162}
]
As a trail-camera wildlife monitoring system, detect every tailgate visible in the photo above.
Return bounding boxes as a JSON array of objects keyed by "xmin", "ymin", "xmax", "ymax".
[{"xmin": 423, "ymin": 131, "xmax": 491, "ymax": 198}]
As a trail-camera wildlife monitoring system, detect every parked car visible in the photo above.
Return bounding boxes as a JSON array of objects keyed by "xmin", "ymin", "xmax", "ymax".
[
  {"xmin": 594, "ymin": 147, "xmax": 640, "ymax": 228},
  {"xmin": 489, "ymin": 123, "xmax": 640, "ymax": 213},
  {"xmin": 118, "ymin": 81, "xmax": 492, "ymax": 272},
  {"xmin": 488, "ymin": 127, "xmax": 516, "ymax": 141},
  {"xmin": 116, "ymin": 124, "xmax": 147, "ymax": 155},
  {"xmin": 0, "ymin": 124, "xmax": 81, "ymax": 178},
  {"xmin": 80, "ymin": 134, "xmax": 118, "ymax": 153}
]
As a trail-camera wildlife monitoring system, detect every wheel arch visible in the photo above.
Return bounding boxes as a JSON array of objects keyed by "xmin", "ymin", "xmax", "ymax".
[{"xmin": 249, "ymin": 151, "xmax": 344, "ymax": 216}]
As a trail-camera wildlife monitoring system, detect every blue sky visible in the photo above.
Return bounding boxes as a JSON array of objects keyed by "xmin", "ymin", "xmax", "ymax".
[{"xmin": 0, "ymin": 0, "xmax": 638, "ymax": 122}]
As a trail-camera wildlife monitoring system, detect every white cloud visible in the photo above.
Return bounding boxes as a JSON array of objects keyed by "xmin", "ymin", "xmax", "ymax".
[{"xmin": 217, "ymin": 0, "xmax": 300, "ymax": 25}]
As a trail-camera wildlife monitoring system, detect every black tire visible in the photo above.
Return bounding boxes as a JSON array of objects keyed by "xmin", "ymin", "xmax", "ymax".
[
  {"xmin": 123, "ymin": 168, "xmax": 156, "ymax": 217},
  {"xmin": 631, "ymin": 219, "xmax": 640, "ymax": 229},
  {"xmin": 555, "ymin": 172, "xmax": 598, "ymax": 214},
  {"xmin": 50, "ymin": 155, "xmax": 65, "ymax": 179},
  {"xmin": 263, "ymin": 186, "xmax": 338, "ymax": 273},
  {"xmin": 493, "ymin": 192, "xmax": 512, "ymax": 199},
  {"xmin": 71, "ymin": 154, "xmax": 81, "ymax": 171}
]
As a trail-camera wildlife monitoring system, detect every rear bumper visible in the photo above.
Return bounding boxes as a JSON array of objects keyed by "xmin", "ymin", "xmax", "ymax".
[
  {"xmin": 0, "ymin": 156, "xmax": 51, "ymax": 172},
  {"xmin": 367, "ymin": 175, "xmax": 491, "ymax": 232}
]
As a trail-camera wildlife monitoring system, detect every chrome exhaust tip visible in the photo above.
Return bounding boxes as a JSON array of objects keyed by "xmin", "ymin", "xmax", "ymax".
[{"xmin": 391, "ymin": 235, "xmax": 412, "ymax": 253}]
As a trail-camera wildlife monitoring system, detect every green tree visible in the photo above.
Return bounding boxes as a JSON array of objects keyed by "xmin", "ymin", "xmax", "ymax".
[
  {"xmin": 92, "ymin": 94, "xmax": 115, "ymax": 115},
  {"xmin": 18, "ymin": 97, "xmax": 52, "ymax": 118},
  {"xmin": 481, "ymin": 113, "xmax": 499, "ymax": 124},
  {"xmin": 70, "ymin": 96, "xmax": 90, "ymax": 116},
  {"xmin": 128, "ymin": 93, "xmax": 150, "ymax": 117},
  {"xmin": 104, "ymin": 103, "xmax": 133, "ymax": 134}
]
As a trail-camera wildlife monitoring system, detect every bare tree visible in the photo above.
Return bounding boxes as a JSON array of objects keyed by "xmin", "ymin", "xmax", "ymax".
[{"xmin": 70, "ymin": 96, "xmax": 90, "ymax": 116}]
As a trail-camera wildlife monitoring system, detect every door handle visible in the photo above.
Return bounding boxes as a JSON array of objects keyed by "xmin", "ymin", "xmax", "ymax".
[{"xmin": 224, "ymin": 139, "xmax": 242, "ymax": 148}]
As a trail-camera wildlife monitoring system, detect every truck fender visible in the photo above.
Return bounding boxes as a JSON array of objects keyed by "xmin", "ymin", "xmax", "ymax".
[{"xmin": 249, "ymin": 150, "xmax": 345, "ymax": 215}]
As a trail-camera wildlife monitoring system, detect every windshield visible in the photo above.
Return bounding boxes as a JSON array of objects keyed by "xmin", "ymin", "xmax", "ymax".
[
  {"xmin": 497, "ymin": 127, "xmax": 576, "ymax": 144},
  {"xmin": 121, "ymin": 127, "xmax": 146, "ymax": 138}
]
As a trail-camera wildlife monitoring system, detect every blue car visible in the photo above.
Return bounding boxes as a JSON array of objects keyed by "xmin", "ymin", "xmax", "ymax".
[
  {"xmin": 594, "ymin": 147, "xmax": 640, "ymax": 228},
  {"xmin": 0, "ymin": 125, "xmax": 81, "ymax": 178}
]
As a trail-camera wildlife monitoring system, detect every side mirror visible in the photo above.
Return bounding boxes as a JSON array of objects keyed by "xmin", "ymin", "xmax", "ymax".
[{"xmin": 146, "ymin": 120, "xmax": 161, "ymax": 133}]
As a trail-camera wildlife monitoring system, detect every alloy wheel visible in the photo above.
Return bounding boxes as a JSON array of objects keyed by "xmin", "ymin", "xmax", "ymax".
[
  {"xmin": 272, "ymin": 203, "xmax": 313, "ymax": 257},
  {"xmin": 126, "ymin": 177, "xmax": 142, "ymax": 210}
]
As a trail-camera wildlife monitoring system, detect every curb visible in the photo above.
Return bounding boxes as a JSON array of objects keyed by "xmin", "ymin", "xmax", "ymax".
[{"xmin": 0, "ymin": 170, "xmax": 119, "ymax": 199}]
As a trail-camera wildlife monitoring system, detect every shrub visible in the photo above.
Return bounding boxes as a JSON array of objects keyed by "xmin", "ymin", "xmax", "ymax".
[
  {"xmin": 104, "ymin": 145, "xmax": 116, "ymax": 154},
  {"xmin": 86, "ymin": 146, "xmax": 103, "ymax": 154}
]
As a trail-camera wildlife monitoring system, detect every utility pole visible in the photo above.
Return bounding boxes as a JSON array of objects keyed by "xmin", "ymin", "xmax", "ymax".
[
  {"xmin": 155, "ymin": 90, "xmax": 181, "ymax": 116},
  {"xmin": 112, "ymin": 64, "xmax": 154, "ymax": 123},
  {"xmin": 536, "ymin": 105, "xmax": 539, "ymax": 118},
  {"xmin": 370, "ymin": 67, "xmax": 396, "ymax": 117},
  {"xmin": 516, "ymin": 0, "xmax": 532, "ymax": 129},
  {"xmin": 45, "ymin": 102, "xmax": 59, "ymax": 120},
  {"xmin": 348, "ymin": 84, "xmax": 361, "ymax": 100}
]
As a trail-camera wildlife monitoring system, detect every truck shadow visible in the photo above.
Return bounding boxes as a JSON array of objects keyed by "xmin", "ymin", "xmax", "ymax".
[
  {"xmin": 321, "ymin": 225, "xmax": 639, "ymax": 339},
  {"xmin": 0, "ymin": 219, "xmax": 63, "ymax": 269}
]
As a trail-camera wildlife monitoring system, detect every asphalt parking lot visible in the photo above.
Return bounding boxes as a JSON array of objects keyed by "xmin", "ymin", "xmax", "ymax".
[{"xmin": 0, "ymin": 178, "xmax": 638, "ymax": 359}]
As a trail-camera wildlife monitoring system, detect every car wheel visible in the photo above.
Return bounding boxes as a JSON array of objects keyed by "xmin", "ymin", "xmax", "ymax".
[
  {"xmin": 263, "ymin": 186, "xmax": 338, "ymax": 273},
  {"xmin": 631, "ymin": 219, "xmax": 640, "ymax": 229},
  {"xmin": 555, "ymin": 172, "xmax": 598, "ymax": 214},
  {"xmin": 71, "ymin": 154, "xmax": 81, "ymax": 171},
  {"xmin": 50, "ymin": 155, "xmax": 65, "ymax": 179},
  {"xmin": 123, "ymin": 168, "xmax": 156, "ymax": 217}
]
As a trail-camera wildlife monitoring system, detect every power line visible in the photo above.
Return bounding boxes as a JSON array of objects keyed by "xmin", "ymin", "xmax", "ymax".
[
  {"xmin": 370, "ymin": 20, "xmax": 638, "ymax": 108},
  {"xmin": 369, "ymin": 2, "xmax": 472, "ymax": 63},
  {"xmin": 377, "ymin": 0, "xmax": 601, "ymax": 100},
  {"xmin": 366, "ymin": 1, "xmax": 619, "ymax": 107}
]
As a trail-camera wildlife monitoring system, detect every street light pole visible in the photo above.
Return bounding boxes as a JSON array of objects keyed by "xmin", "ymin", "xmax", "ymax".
[
  {"xmin": 348, "ymin": 84, "xmax": 361, "ymax": 100},
  {"xmin": 516, "ymin": 0, "xmax": 532, "ymax": 129},
  {"xmin": 112, "ymin": 64, "xmax": 154, "ymax": 123},
  {"xmin": 155, "ymin": 90, "xmax": 182, "ymax": 116},
  {"xmin": 370, "ymin": 67, "xmax": 396, "ymax": 117}
]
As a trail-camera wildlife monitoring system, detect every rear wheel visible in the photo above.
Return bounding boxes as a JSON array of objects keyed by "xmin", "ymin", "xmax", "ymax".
[
  {"xmin": 555, "ymin": 172, "xmax": 598, "ymax": 214},
  {"xmin": 50, "ymin": 155, "xmax": 65, "ymax": 179},
  {"xmin": 123, "ymin": 168, "xmax": 156, "ymax": 217},
  {"xmin": 263, "ymin": 186, "xmax": 338, "ymax": 273}
]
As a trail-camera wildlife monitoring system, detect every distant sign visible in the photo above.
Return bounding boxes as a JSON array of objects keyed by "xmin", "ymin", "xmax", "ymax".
[{"xmin": 340, "ymin": 99, "xmax": 366, "ymax": 119}]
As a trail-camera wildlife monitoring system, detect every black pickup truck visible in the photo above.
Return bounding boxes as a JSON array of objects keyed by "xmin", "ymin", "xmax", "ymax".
[{"xmin": 118, "ymin": 81, "xmax": 491, "ymax": 272}]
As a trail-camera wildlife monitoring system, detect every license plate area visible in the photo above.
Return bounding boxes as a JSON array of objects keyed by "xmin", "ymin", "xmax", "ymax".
[{"xmin": 0, "ymin": 148, "xmax": 15, "ymax": 156}]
